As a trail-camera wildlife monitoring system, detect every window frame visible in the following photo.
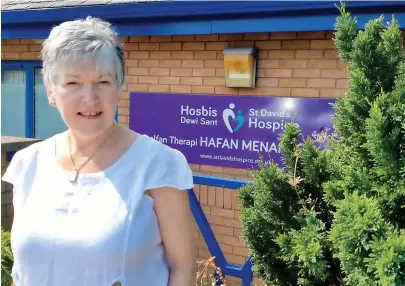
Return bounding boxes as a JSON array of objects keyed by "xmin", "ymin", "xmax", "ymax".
[
  {"xmin": 2, "ymin": 60, "xmax": 119, "ymax": 139},
  {"xmin": 2, "ymin": 60, "xmax": 41, "ymax": 138}
]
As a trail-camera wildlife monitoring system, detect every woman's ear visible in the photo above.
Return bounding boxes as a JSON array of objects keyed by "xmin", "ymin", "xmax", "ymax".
[{"xmin": 45, "ymin": 84, "xmax": 56, "ymax": 107}]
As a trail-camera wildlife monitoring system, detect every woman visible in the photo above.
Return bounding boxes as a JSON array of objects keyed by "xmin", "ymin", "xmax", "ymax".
[{"xmin": 2, "ymin": 16, "xmax": 196, "ymax": 286}]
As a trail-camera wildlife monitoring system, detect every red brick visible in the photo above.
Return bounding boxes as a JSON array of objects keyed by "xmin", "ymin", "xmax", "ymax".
[
  {"xmin": 223, "ymin": 189, "xmax": 232, "ymax": 209},
  {"xmin": 258, "ymin": 50, "xmax": 268, "ymax": 59},
  {"xmin": 259, "ymin": 59, "xmax": 279, "ymax": 68},
  {"xmin": 2, "ymin": 45, "xmax": 28, "ymax": 52},
  {"xmin": 118, "ymin": 107, "xmax": 129, "ymax": 116},
  {"xmin": 170, "ymin": 85, "xmax": 191, "ymax": 93},
  {"xmin": 282, "ymin": 40, "xmax": 310, "ymax": 49},
  {"xmin": 307, "ymin": 79, "xmax": 336, "ymax": 88},
  {"xmin": 200, "ymin": 185, "xmax": 208, "ymax": 205},
  {"xmin": 201, "ymin": 165, "xmax": 224, "ymax": 173},
  {"xmin": 192, "ymin": 86, "xmax": 215, "ymax": 94},
  {"xmin": 159, "ymin": 43, "xmax": 182, "ymax": 50},
  {"xmin": 214, "ymin": 187, "xmax": 224, "ymax": 208},
  {"xmin": 123, "ymin": 43, "xmax": 139, "ymax": 50},
  {"xmin": 181, "ymin": 60, "xmax": 204, "ymax": 68},
  {"xmin": 170, "ymin": 68, "xmax": 192, "ymax": 76},
  {"xmin": 239, "ymin": 87, "xmax": 270, "ymax": 96},
  {"xmin": 279, "ymin": 78, "xmax": 306, "ymax": 87},
  {"xmin": 326, "ymin": 31, "xmax": 335, "ymax": 39},
  {"xmin": 128, "ymin": 51, "xmax": 149, "ymax": 59},
  {"xmin": 149, "ymin": 85, "xmax": 170, "ymax": 92},
  {"xmin": 266, "ymin": 69, "xmax": 292, "ymax": 78},
  {"xmin": 219, "ymin": 243, "xmax": 234, "ymax": 254},
  {"xmin": 128, "ymin": 67, "xmax": 148, "ymax": 75},
  {"xmin": 222, "ymin": 168, "xmax": 248, "ymax": 176},
  {"xmin": 308, "ymin": 59, "xmax": 337, "ymax": 69},
  {"xmin": 229, "ymin": 41, "xmax": 254, "ymax": 48},
  {"xmin": 150, "ymin": 35, "xmax": 172, "ymax": 42},
  {"xmin": 295, "ymin": 50, "xmax": 324, "ymax": 59},
  {"xmin": 217, "ymin": 51, "xmax": 225, "ymax": 60},
  {"xmin": 129, "ymin": 36, "xmax": 149, "ymax": 42},
  {"xmin": 297, "ymin": 31, "xmax": 326, "ymax": 39},
  {"xmin": 171, "ymin": 51, "xmax": 193, "ymax": 59},
  {"xmin": 183, "ymin": 42, "xmax": 205, "ymax": 50},
  {"xmin": 28, "ymin": 45, "xmax": 42, "ymax": 52},
  {"xmin": 193, "ymin": 51, "xmax": 217, "ymax": 59},
  {"xmin": 137, "ymin": 76, "xmax": 158, "ymax": 84},
  {"xmin": 195, "ymin": 34, "xmax": 219, "ymax": 41},
  {"xmin": 128, "ymin": 83, "xmax": 148, "ymax": 92},
  {"xmin": 138, "ymin": 59, "xmax": 159, "ymax": 67},
  {"xmin": 192, "ymin": 68, "xmax": 216, "ymax": 77},
  {"xmin": 214, "ymin": 86, "xmax": 237, "ymax": 95},
  {"xmin": 126, "ymin": 59, "xmax": 138, "ymax": 67},
  {"xmin": 321, "ymin": 69, "xmax": 347, "ymax": 79},
  {"xmin": 264, "ymin": 87, "xmax": 291, "ymax": 97},
  {"xmin": 20, "ymin": 39, "xmax": 43, "ymax": 44},
  {"xmin": 270, "ymin": 32, "xmax": 297, "ymax": 40},
  {"xmin": 320, "ymin": 88, "xmax": 346, "ymax": 98},
  {"xmin": 216, "ymin": 68, "xmax": 225, "ymax": 77},
  {"xmin": 180, "ymin": 77, "xmax": 203, "ymax": 85},
  {"xmin": 219, "ymin": 34, "xmax": 243, "ymax": 41},
  {"xmin": 149, "ymin": 68, "xmax": 170, "ymax": 76},
  {"xmin": 223, "ymin": 235, "xmax": 245, "ymax": 247},
  {"xmin": 205, "ymin": 214, "xmax": 224, "ymax": 225},
  {"xmin": 172, "ymin": 35, "xmax": 195, "ymax": 41},
  {"xmin": 255, "ymin": 40, "xmax": 282, "ymax": 49},
  {"xmin": 159, "ymin": 59, "xmax": 182, "ymax": 68},
  {"xmin": 222, "ymin": 218, "xmax": 241, "ymax": 228},
  {"xmin": 158, "ymin": 76, "xmax": 180, "ymax": 85},
  {"xmin": 203, "ymin": 77, "xmax": 225, "ymax": 86},
  {"xmin": 126, "ymin": 75, "xmax": 137, "ymax": 83},
  {"xmin": 139, "ymin": 43, "xmax": 159, "ymax": 50},
  {"xmin": 268, "ymin": 50, "xmax": 295, "ymax": 59},
  {"xmin": 324, "ymin": 50, "xmax": 339, "ymax": 59},
  {"xmin": 19, "ymin": 52, "xmax": 36, "ymax": 59},
  {"xmin": 280, "ymin": 59, "xmax": 307, "ymax": 69},
  {"xmin": 256, "ymin": 78, "xmax": 278, "ymax": 87},
  {"xmin": 206, "ymin": 42, "xmax": 230, "ymax": 50},
  {"xmin": 233, "ymin": 247, "xmax": 250, "ymax": 257},
  {"xmin": 293, "ymin": 68, "xmax": 321, "ymax": 78},
  {"xmin": 336, "ymin": 79, "xmax": 348, "ymax": 89},
  {"xmin": 149, "ymin": 51, "xmax": 171, "ymax": 59},
  {"xmin": 292, "ymin": 88, "xmax": 320, "ymax": 97},
  {"xmin": 212, "ymin": 225, "xmax": 234, "ymax": 236},
  {"xmin": 244, "ymin": 33, "xmax": 269, "ymax": 40},
  {"xmin": 310, "ymin": 40, "xmax": 335, "ymax": 49},
  {"xmin": 208, "ymin": 186, "xmax": 216, "ymax": 207},
  {"xmin": 204, "ymin": 60, "xmax": 223, "ymax": 68}
]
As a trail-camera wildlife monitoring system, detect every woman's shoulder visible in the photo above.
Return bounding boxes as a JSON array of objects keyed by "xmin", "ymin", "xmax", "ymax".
[
  {"xmin": 140, "ymin": 135, "xmax": 188, "ymax": 164},
  {"xmin": 138, "ymin": 135, "xmax": 194, "ymax": 191}
]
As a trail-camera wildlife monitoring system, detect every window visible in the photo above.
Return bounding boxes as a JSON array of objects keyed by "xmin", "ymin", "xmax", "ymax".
[{"xmin": 1, "ymin": 61, "xmax": 67, "ymax": 139}]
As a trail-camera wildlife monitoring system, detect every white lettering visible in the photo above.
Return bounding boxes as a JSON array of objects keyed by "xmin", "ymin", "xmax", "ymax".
[{"xmin": 200, "ymin": 137, "xmax": 238, "ymax": 149}]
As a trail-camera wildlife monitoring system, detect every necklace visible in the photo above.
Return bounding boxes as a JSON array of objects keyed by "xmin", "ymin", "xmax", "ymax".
[{"xmin": 67, "ymin": 121, "xmax": 117, "ymax": 182}]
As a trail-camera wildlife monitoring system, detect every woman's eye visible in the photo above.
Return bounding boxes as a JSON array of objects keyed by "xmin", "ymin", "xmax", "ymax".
[
  {"xmin": 66, "ymin": 82, "xmax": 77, "ymax": 85},
  {"xmin": 99, "ymin": 81, "xmax": 110, "ymax": 84}
]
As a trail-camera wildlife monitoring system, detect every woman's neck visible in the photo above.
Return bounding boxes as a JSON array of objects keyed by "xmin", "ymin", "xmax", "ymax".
[{"xmin": 68, "ymin": 122, "xmax": 117, "ymax": 157}]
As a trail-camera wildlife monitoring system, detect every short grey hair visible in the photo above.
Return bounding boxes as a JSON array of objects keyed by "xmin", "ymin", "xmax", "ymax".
[{"xmin": 41, "ymin": 16, "xmax": 125, "ymax": 90}]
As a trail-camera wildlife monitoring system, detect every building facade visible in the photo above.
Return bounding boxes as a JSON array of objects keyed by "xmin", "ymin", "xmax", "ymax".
[{"xmin": 2, "ymin": 1, "xmax": 405, "ymax": 285}]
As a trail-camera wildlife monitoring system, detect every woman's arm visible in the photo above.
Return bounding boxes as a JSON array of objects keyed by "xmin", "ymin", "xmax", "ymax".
[{"xmin": 149, "ymin": 187, "xmax": 196, "ymax": 286}]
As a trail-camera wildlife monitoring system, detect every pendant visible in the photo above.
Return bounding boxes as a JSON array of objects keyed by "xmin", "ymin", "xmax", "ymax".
[{"xmin": 68, "ymin": 171, "xmax": 78, "ymax": 183}]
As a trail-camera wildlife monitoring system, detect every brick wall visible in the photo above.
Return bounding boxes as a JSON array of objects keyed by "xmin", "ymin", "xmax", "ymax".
[
  {"xmin": 1, "ymin": 151, "xmax": 13, "ymax": 231},
  {"xmin": 2, "ymin": 31, "xmax": 350, "ymax": 285}
]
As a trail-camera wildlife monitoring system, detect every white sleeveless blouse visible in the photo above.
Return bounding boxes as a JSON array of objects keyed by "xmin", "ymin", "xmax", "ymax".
[{"xmin": 2, "ymin": 134, "xmax": 194, "ymax": 286}]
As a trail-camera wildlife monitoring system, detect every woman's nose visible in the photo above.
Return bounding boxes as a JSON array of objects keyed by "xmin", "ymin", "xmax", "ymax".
[{"xmin": 81, "ymin": 84, "xmax": 99, "ymax": 102}]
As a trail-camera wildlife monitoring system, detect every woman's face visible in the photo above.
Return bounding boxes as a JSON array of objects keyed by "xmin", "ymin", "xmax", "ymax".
[{"xmin": 49, "ymin": 60, "xmax": 120, "ymax": 140}]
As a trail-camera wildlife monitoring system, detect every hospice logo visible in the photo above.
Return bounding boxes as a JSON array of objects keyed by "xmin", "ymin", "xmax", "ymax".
[{"xmin": 222, "ymin": 103, "xmax": 244, "ymax": 133}]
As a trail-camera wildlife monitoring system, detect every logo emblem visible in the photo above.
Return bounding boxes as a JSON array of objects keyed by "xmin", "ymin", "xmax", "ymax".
[{"xmin": 222, "ymin": 103, "xmax": 244, "ymax": 133}]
